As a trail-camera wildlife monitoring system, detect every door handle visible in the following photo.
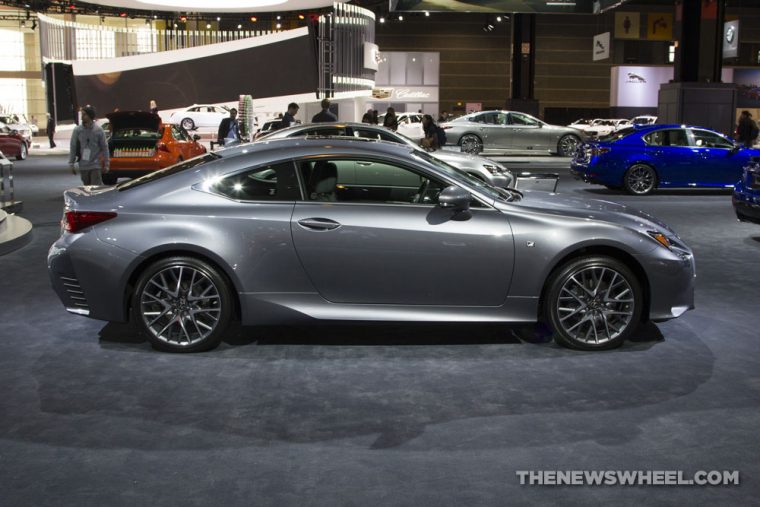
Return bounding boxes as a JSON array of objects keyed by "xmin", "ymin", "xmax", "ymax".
[{"xmin": 297, "ymin": 218, "xmax": 341, "ymax": 231}]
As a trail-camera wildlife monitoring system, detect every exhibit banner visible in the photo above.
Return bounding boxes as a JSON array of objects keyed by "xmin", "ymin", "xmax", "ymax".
[
  {"xmin": 371, "ymin": 86, "xmax": 439, "ymax": 102},
  {"xmin": 465, "ymin": 102, "xmax": 482, "ymax": 112},
  {"xmin": 614, "ymin": 12, "xmax": 640, "ymax": 39},
  {"xmin": 723, "ymin": 20, "xmax": 739, "ymax": 59},
  {"xmin": 646, "ymin": 13, "xmax": 673, "ymax": 41},
  {"xmin": 593, "ymin": 32, "xmax": 611, "ymax": 61},
  {"xmin": 364, "ymin": 42, "xmax": 380, "ymax": 71},
  {"xmin": 611, "ymin": 65, "xmax": 734, "ymax": 107}
]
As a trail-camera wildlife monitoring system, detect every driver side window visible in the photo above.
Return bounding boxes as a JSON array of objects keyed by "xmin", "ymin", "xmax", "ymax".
[
  {"xmin": 691, "ymin": 130, "xmax": 733, "ymax": 149},
  {"xmin": 297, "ymin": 158, "xmax": 445, "ymax": 205}
]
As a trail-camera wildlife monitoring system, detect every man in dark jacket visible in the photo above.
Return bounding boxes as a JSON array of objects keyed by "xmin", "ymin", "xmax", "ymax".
[
  {"xmin": 312, "ymin": 99, "xmax": 338, "ymax": 123},
  {"xmin": 217, "ymin": 108, "xmax": 241, "ymax": 146},
  {"xmin": 736, "ymin": 110, "xmax": 759, "ymax": 148},
  {"xmin": 47, "ymin": 113, "xmax": 56, "ymax": 148},
  {"xmin": 275, "ymin": 103, "xmax": 299, "ymax": 131},
  {"xmin": 383, "ymin": 107, "xmax": 398, "ymax": 131}
]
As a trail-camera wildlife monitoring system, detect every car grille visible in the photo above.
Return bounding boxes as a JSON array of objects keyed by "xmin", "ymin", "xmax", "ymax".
[{"xmin": 60, "ymin": 275, "xmax": 89, "ymax": 310}]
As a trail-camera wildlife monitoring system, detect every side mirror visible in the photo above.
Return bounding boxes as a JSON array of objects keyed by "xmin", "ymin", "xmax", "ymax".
[
  {"xmin": 193, "ymin": 134, "xmax": 201, "ymax": 141},
  {"xmin": 490, "ymin": 174, "xmax": 509, "ymax": 188},
  {"xmin": 438, "ymin": 185, "xmax": 471, "ymax": 211}
]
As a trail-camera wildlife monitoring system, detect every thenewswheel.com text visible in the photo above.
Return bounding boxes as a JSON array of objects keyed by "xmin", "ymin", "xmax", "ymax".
[{"xmin": 516, "ymin": 470, "xmax": 739, "ymax": 486}]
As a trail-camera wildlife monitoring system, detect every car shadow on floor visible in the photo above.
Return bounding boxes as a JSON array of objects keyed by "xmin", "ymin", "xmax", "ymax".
[{"xmin": 97, "ymin": 320, "xmax": 664, "ymax": 352}]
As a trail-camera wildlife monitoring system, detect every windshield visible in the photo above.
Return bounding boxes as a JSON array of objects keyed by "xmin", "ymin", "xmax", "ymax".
[
  {"xmin": 411, "ymin": 150, "xmax": 514, "ymax": 203},
  {"xmin": 599, "ymin": 127, "xmax": 636, "ymax": 143},
  {"xmin": 118, "ymin": 153, "xmax": 220, "ymax": 191}
]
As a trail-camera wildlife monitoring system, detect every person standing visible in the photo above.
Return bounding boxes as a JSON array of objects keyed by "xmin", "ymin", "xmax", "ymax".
[
  {"xmin": 275, "ymin": 103, "xmax": 299, "ymax": 130},
  {"xmin": 421, "ymin": 114, "xmax": 443, "ymax": 151},
  {"xmin": 68, "ymin": 105, "xmax": 109, "ymax": 185},
  {"xmin": 46, "ymin": 113, "xmax": 56, "ymax": 148},
  {"xmin": 149, "ymin": 100, "xmax": 158, "ymax": 114},
  {"xmin": 217, "ymin": 108, "xmax": 241, "ymax": 146},
  {"xmin": 361, "ymin": 108, "xmax": 373, "ymax": 124},
  {"xmin": 736, "ymin": 110, "xmax": 759, "ymax": 148},
  {"xmin": 383, "ymin": 107, "xmax": 398, "ymax": 131},
  {"xmin": 312, "ymin": 98, "xmax": 338, "ymax": 123},
  {"xmin": 371, "ymin": 110, "xmax": 379, "ymax": 125}
]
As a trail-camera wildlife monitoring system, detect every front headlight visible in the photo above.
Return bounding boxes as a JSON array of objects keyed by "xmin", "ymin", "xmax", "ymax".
[{"xmin": 647, "ymin": 231, "xmax": 672, "ymax": 249}]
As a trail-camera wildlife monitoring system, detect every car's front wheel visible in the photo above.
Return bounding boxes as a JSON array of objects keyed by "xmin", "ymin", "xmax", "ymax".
[
  {"xmin": 16, "ymin": 143, "xmax": 27, "ymax": 160},
  {"xmin": 132, "ymin": 256, "xmax": 233, "ymax": 352},
  {"xmin": 181, "ymin": 117, "xmax": 195, "ymax": 131},
  {"xmin": 459, "ymin": 134, "xmax": 483, "ymax": 154},
  {"xmin": 624, "ymin": 164, "xmax": 657, "ymax": 195},
  {"xmin": 557, "ymin": 134, "xmax": 580, "ymax": 157},
  {"xmin": 545, "ymin": 256, "xmax": 643, "ymax": 350}
]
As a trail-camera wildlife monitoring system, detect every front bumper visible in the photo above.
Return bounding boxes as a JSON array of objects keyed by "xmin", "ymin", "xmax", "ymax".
[
  {"xmin": 733, "ymin": 187, "xmax": 760, "ymax": 225},
  {"xmin": 635, "ymin": 244, "xmax": 696, "ymax": 322}
]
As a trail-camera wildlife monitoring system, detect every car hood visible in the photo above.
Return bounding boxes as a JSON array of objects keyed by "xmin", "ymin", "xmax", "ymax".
[
  {"xmin": 106, "ymin": 111, "xmax": 161, "ymax": 132},
  {"xmin": 505, "ymin": 190, "xmax": 677, "ymax": 236}
]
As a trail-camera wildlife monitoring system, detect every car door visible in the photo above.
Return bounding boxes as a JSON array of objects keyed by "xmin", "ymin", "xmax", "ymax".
[
  {"xmin": 507, "ymin": 112, "xmax": 544, "ymax": 151},
  {"xmin": 689, "ymin": 129, "xmax": 743, "ymax": 186},
  {"xmin": 290, "ymin": 155, "xmax": 514, "ymax": 306},
  {"xmin": 641, "ymin": 128, "xmax": 700, "ymax": 186},
  {"xmin": 470, "ymin": 112, "xmax": 510, "ymax": 151}
]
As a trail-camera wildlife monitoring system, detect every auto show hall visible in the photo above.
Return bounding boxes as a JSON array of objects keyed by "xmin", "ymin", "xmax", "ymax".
[{"xmin": 1, "ymin": 154, "xmax": 759, "ymax": 505}]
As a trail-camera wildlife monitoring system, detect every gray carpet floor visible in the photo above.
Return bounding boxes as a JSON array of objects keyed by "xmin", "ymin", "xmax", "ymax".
[{"xmin": 1, "ymin": 154, "xmax": 759, "ymax": 506}]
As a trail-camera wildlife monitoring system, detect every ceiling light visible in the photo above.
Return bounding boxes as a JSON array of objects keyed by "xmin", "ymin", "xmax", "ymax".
[
  {"xmin": 206, "ymin": 23, "xmax": 211, "ymax": 29},
  {"xmin": 134, "ymin": 0, "xmax": 288, "ymax": 9},
  {"xmin": 276, "ymin": 22, "xmax": 281, "ymax": 28},
  {"xmin": 398, "ymin": 15, "xmax": 403, "ymax": 21},
  {"xmin": 496, "ymin": 16, "xmax": 502, "ymax": 22},
  {"xmin": 424, "ymin": 11, "xmax": 429, "ymax": 16},
  {"xmin": 216, "ymin": 16, "xmax": 221, "ymax": 21},
  {"xmin": 298, "ymin": 14, "xmax": 304, "ymax": 20},
  {"xmin": 276, "ymin": 15, "xmax": 281, "ymax": 20},
  {"xmin": 173, "ymin": 23, "xmax": 178, "ymax": 28},
  {"xmin": 379, "ymin": 17, "xmax": 385, "ymax": 23},
  {"xmin": 250, "ymin": 16, "xmax": 257, "ymax": 22},
  {"xmin": 237, "ymin": 24, "xmax": 242, "ymax": 29}
]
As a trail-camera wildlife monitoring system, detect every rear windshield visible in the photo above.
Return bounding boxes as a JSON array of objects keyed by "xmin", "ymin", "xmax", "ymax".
[
  {"xmin": 117, "ymin": 153, "xmax": 220, "ymax": 191},
  {"xmin": 599, "ymin": 127, "xmax": 636, "ymax": 143}
]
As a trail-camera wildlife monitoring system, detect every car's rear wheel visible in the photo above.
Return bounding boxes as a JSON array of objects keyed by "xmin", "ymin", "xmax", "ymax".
[
  {"xmin": 16, "ymin": 143, "xmax": 27, "ymax": 161},
  {"xmin": 624, "ymin": 164, "xmax": 657, "ymax": 195},
  {"xmin": 132, "ymin": 256, "xmax": 233, "ymax": 353},
  {"xmin": 545, "ymin": 256, "xmax": 642, "ymax": 350},
  {"xmin": 102, "ymin": 173, "xmax": 117, "ymax": 185},
  {"xmin": 181, "ymin": 117, "xmax": 195, "ymax": 131},
  {"xmin": 459, "ymin": 134, "xmax": 483, "ymax": 154},
  {"xmin": 557, "ymin": 134, "xmax": 580, "ymax": 157}
]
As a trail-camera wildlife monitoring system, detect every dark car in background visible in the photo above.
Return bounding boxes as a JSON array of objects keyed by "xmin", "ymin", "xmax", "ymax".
[
  {"xmin": 734, "ymin": 161, "xmax": 760, "ymax": 225},
  {"xmin": 571, "ymin": 124, "xmax": 760, "ymax": 195}
]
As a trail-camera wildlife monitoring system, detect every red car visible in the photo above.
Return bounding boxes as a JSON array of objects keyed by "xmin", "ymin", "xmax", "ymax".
[
  {"xmin": 104, "ymin": 111, "xmax": 207, "ymax": 184},
  {"xmin": 0, "ymin": 123, "xmax": 28, "ymax": 160}
]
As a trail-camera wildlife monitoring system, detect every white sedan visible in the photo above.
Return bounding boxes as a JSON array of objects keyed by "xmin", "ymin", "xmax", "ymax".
[
  {"xmin": 168, "ymin": 104, "xmax": 230, "ymax": 131},
  {"xmin": 378, "ymin": 112, "xmax": 425, "ymax": 140}
]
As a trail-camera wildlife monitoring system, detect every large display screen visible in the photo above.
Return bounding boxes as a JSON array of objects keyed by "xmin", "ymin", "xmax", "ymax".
[
  {"xmin": 734, "ymin": 69, "xmax": 760, "ymax": 108},
  {"xmin": 73, "ymin": 28, "xmax": 317, "ymax": 114},
  {"xmin": 390, "ymin": 0, "xmax": 632, "ymax": 14}
]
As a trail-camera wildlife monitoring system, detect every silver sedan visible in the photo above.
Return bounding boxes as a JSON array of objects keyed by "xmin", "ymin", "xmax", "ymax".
[
  {"xmin": 48, "ymin": 138, "xmax": 695, "ymax": 353},
  {"xmin": 259, "ymin": 122, "xmax": 514, "ymax": 188},
  {"xmin": 442, "ymin": 110, "xmax": 586, "ymax": 156}
]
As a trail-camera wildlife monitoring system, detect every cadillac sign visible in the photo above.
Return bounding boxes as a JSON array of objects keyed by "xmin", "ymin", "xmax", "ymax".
[{"xmin": 371, "ymin": 86, "xmax": 439, "ymax": 102}]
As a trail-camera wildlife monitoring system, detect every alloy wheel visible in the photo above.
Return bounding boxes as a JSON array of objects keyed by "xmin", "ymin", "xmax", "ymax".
[
  {"xmin": 555, "ymin": 266, "xmax": 635, "ymax": 346},
  {"xmin": 558, "ymin": 135, "xmax": 579, "ymax": 157},
  {"xmin": 181, "ymin": 118, "xmax": 195, "ymax": 131},
  {"xmin": 18, "ymin": 143, "xmax": 27, "ymax": 160},
  {"xmin": 625, "ymin": 165, "xmax": 656, "ymax": 195},
  {"xmin": 139, "ymin": 265, "xmax": 222, "ymax": 347},
  {"xmin": 459, "ymin": 134, "xmax": 483, "ymax": 154}
]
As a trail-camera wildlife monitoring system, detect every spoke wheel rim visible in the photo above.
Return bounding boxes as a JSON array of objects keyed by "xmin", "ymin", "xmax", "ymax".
[
  {"xmin": 559, "ymin": 136, "xmax": 578, "ymax": 156},
  {"xmin": 140, "ymin": 265, "xmax": 222, "ymax": 347},
  {"xmin": 460, "ymin": 135, "xmax": 482, "ymax": 154},
  {"xmin": 182, "ymin": 119, "xmax": 194, "ymax": 130},
  {"xmin": 627, "ymin": 165, "xmax": 654, "ymax": 194},
  {"xmin": 556, "ymin": 266, "xmax": 635, "ymax": 346}
]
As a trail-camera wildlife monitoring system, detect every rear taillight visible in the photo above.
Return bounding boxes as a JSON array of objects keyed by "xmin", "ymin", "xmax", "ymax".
[
  {"xmin": 157, "ymin": 142, "xmax": 170, "ymax": 152},
  {"xmin": 63, "ymin": 211, "xmax": 117, "ymax": 233}
]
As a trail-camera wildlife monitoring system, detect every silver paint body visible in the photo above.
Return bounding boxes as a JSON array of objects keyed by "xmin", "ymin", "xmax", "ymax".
[
  {"xmin": 48, "ymin": 138, "xmax": 695, "ymax": 328},
  {"xmin": 259, "ymin": 122, "xmax": 514, "ymax": 187},
  {"xmin": 443, "ymin": 110, "xmax": 586, "ymax": 155}
]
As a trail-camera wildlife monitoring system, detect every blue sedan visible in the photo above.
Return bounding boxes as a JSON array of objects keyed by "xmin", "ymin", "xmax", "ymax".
[
  {"xmin": 734, "ymin": 161, "xmax": 760, "ymax": 225},
  {"xmin": 571, "ymin": 124, "xmax": 760, "ymax": 195}
]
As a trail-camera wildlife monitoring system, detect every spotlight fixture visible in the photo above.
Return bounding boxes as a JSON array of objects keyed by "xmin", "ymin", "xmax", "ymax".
[
  {"xmin": 379, "ymin": 17, "xmax": 385, "ymax": 23},
  {"xmin": 298, "ymin": 14, "xmax": 305, "ymax": 20},
  {"xmin": 237, "ymin": 24, "xmax": 242, "ymax": 29},
  {"xmin": 496, "ymin": 16, "xmax": 502, "ymax": 22},
  {"xmin": 173, "ymin": 23, "xmax": 178, "ymax": 28},
  {"xmin": 424, "ymin": 11, "xmax": 429, "ymax": 16},
  {"xmin": 216, "ymin": 16, "xmax": 220, "ymax": 21},
  {"xmin": 250, "ymin": 16, "xmax": 257, "ymax": 22},
  {"xmin": 276, "ymin": 15, "xmax": 281, "ymax": 20},
  {"xmin": 276, "ymin": 22, "xmax": 281, "ymax": 29},
  {"xmin": 483, "ymin": 23, "xmax": 494, "ymax": 32},
  {"xmin": 206, "ymin": 23, "xmax": 211, "ymax": 29},
  {"xmin": 398, "ymin": 15, "xmax": 403, "ymax": 21},
  {"xmin": 153, "ymin": 14, "xmax": 158, "ymax": 19}
]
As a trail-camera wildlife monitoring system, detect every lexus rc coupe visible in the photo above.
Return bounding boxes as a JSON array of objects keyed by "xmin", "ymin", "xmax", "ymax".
[
  {"xmin": 734, "ymin": 161, "xmax": 760, "ymax": 225},
  {"xmin": 259, "ymin": 122, "xmax": 514, "ymax": 188},
  {"xmin": 441, "ymin": 110, "xmax": 585, "ymax": 156},
  {"xmin": 49, "ymin": 138, "xmax": 695, "ymax": 353},
  {"xmin": 571, "ymin": 124, "xmax": 760, "ymax": 195}
]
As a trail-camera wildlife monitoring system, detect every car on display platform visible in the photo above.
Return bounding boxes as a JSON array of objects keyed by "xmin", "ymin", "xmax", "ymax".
[
  {"xmin": 377, "ymin": 112, "xmax": 425, "ymax": 140},
  {"xmin": 48, "ymin": 137, "xmax": 695, "ymax": 353},
  {"xmin": 0, "ymin": 123, "xmax": 28, "ymax": 160},
  {"xmin": 631, "ymin": 115, "xmax": 658, "ymax": 126},
  {"xmin": 571, "ymin": 124, "xmax": 760, "ymax": 195},
  {"xmin": 258, "ymin": 122, "xmax": 514, "ymax": 188},
  {"xmin": 582, "ymin": 119, "xmax": 632, "ymax": 138},
  {"xmin": 440, "ymin": 110, "xmax": 585, "ymax": 157},
  {"xmin": 254, "ymin": 118, "xmax": 283, "ymax": 140},
  {"xmin": 168, "ymin": 104, "xmax": 230, "ymax": 131},
  {"xmin": 733, "ymin": 161, "xmax": 760, "ymax": 225},
  {"xmin": 0, "ymin": 114, "xmax": 32, "ymax": 147},
  {"xmin": 104, "ymin": 111, "xmax": 206, "ymax": 184}
]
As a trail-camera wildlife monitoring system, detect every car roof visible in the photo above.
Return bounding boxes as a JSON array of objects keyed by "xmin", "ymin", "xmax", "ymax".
[{"xmin": 216, "ymin": 136, "xmax": 416, "ymax": 161}]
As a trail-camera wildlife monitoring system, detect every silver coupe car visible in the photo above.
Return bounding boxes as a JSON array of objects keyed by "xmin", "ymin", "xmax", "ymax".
[
  {"xmin": 48, "ymin": 137, "xmax": 695, "ymax": 353},
  {"xmin": 258, "ymin": 122, "xmax": 514, "ymax": 188},
  {"xmin": 442, "ymin": 110, "xmax": 585, "ymax": 156}
]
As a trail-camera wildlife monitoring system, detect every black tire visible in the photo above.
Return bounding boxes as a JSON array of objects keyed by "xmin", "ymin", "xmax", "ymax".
[
  {"xmin": 623, "ymin": 164, "xmax": 657, "ymax": 195},
  {"xmin": 132, "ymin": 256, "xmax": 233, "ymax": 353},
  {"xmin": 544, "ymin": 256, "xmax": 643, "ymax": 351},
  {"xmin": 181, "ymin": 118, "xmax": 195, "ymax": 131},
  {"xmin": 557, "ymin": 134, "xmax": 580, "ymax": 157},
  {"xmin": 102, "ymin": 173, "xmax": 117, "ymax": 185},
  {"xmin": 459, "ymin": 134, "xmax": 483, "ymax": 154},
  {"xmin": 16, "ymin": 143, "xmax": 27, "ymax": 161}
]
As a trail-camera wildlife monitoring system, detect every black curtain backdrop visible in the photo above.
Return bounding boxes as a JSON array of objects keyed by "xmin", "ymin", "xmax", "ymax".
[{"xmin": 74, "ymin": 33, "xmax": 318, "ymax": 115}]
